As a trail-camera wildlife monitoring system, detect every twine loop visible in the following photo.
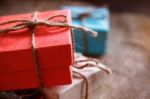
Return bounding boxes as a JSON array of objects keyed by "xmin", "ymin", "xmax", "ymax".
[
  {"xmin": 0, "ymin": 12, "xmax": 98, "ymax": 37},
  {"xmin": 73, "ymin": 53, "xmax": 112, "ymax": 99}
]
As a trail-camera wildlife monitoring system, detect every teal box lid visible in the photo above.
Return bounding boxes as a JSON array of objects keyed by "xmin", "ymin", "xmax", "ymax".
[{"xmin": 62, "ymin": 6, "xmax": 110, "ymax": 33}]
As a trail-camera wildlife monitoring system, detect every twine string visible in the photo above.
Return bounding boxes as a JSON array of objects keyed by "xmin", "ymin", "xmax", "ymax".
[
  {"xmin": 29, "ymin": 12, "xmax": 45, "ymax": 89},
  {"xmin": 75, "ymin": 57, "xmax": 112, "ymax": 74},
  {"xmin": 73, "ymin": 70, "xmax": 88, "ymax": 99},
  {"xmin": 74, "ymin": 53, "xmax": 112, "ymax": 99},
  {"xmin": 0, "ymin": 12, "xmax": 97, "ymax": 37}
]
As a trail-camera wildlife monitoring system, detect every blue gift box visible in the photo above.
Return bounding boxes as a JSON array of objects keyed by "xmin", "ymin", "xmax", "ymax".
[{"xmin": 62, "ymin": 6, "xmax": 110, "ymax": 56}]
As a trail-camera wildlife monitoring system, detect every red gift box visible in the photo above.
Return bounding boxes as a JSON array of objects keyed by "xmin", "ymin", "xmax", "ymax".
[{"xmin": 0, "ymin": 10, "xmax": 73, "ymax": 90}]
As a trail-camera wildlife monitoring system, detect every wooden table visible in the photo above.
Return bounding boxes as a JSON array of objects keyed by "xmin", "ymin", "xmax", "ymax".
[{"xmin": 101, "ymin": 13, "xmax": 150, "ymax": 99}]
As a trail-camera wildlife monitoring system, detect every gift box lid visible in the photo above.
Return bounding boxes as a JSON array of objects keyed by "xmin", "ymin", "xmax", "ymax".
[
  {"xmin": 62, "ymin": 6, "xmax": 109, "ymax": 19},
  {"xmin": 61, "ymin": 6, "xmax": 110, "ymax": 33},
  {"xmin": 0, "ymin": 10, "xmax": 74, "ymax": 72}
]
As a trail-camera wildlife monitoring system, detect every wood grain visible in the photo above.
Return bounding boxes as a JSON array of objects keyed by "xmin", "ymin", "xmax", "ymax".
[{"xmin": 101, "ymin": 13, "xmax": 150, "ymax": 99}]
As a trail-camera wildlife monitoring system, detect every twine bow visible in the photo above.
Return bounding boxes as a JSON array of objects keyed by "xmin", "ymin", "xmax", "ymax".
[{"xmin": 0, "ymin": 12, "xmax": 97, "ymax": 37}]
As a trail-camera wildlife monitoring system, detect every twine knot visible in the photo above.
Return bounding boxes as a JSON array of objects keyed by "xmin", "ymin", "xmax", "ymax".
[{"xmin": 0, "ymin": 12, "xmax": 98, "ymax": 37}]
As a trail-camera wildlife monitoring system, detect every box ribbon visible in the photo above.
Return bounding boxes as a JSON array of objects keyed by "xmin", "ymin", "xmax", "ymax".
[{"xmin": 74, "ymin": 53, "xmax": 111, "ymax": 99}]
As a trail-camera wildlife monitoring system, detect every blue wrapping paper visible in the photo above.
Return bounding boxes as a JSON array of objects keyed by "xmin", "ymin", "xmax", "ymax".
[{"xmin": 62, "ymin": 6, "xmax": 110, "ymax": 56}]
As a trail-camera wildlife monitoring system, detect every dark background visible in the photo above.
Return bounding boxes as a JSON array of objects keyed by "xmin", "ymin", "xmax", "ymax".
[{"xmin": 0, "ymin": 0, "xmax": 150, "ymax": 15}]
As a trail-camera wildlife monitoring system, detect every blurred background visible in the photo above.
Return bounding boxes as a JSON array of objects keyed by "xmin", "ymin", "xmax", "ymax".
[
  {"xmin": 0, "ymin": 0, "xmax": 150, "ymax": 99},
  {"xmin": 0, "ymin": 0, "xmax": 150, "ymax": 15}
]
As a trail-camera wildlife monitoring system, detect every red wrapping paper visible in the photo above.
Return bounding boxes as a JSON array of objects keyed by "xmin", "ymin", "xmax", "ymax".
[{"xmin": 0, "ymin": 10, "xmax": 73, "ymax": 90}]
